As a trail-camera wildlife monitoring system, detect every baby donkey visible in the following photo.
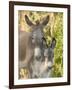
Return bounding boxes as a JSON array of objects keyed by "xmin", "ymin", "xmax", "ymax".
[{"xmin": 31, "ymin": 38, "xmax": 56, "ymax": 78}]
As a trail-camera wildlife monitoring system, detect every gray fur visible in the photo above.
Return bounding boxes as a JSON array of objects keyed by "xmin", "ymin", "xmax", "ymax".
[
  {"xmin": 31, "ymin": 38, "xmax": 56, "ymax": 78},
  {"xmin": 19, "ymin": 15, "xmax": 56, "ymax": 78}
]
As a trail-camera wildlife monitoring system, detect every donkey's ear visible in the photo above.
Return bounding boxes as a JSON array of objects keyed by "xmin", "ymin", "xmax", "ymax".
[
  {"xmin": 50, "ymin": 38, "xmax": 56, "ymax": 49},
  {"xmin": 25, "ymin": 15, "xmax": 34, "ymax": 26},
  {"xmin": 41, "ymin": 15, "xmax": 49, "ymax": 26}
]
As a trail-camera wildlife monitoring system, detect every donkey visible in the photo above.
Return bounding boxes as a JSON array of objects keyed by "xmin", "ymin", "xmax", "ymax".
[
  {"xmin": 19, "ymin": 15, "xmax": 49, "ymax": 78},
  {"xmin": 30, "ymin": 38, "xmax": 56, "ymax": 78}
]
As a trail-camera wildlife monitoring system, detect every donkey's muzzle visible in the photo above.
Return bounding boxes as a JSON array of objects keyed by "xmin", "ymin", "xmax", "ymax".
[{"xmin": 35, "ymin": 55, "xmax": 41, "ymax": 61}]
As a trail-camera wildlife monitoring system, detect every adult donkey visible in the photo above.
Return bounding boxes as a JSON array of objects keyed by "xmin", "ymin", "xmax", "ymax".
[{"xmin": 19, "ymin": 15, "xmax": 49, "ymax": 78}]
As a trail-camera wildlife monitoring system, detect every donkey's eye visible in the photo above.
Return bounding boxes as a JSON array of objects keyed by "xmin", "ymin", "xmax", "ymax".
[
  {"xmin": 42, "ymin": 37, "xmax": 47, "ymax": 43},
  {"xmin": 31, "ymin": 37, "xmax": 35, "ymax": 43},
  {"xmin": 42, "ymin": 37, "xmax": 45, "ymax": 40}
]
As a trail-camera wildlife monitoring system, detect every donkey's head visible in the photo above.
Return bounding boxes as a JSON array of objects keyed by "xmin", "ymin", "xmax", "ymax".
[
  {"xmin": 43, "ymin": 38, "xmax": 56, "ymax": 77},
  {"xmin": 44, "ymin": 38, "xmax": 56, "ymax": 67},
  {"xmin": 25, "ymin": 15, "xmax": 49, "ymax": 61}
]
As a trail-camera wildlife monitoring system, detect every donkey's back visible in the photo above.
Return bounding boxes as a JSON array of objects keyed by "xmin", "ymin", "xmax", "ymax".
[
  {"xmin": 19, "ymin": 31, "xmax": 34, "ymax": 69},
  {"xmin": 19, "ymin": 31, "xmax": 32, "ymax": 60}
]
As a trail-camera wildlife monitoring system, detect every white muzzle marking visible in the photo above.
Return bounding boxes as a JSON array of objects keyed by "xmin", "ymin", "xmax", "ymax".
[{"xmin": 34, "ymin": 47, "xmax": 41, "ymax": 57}]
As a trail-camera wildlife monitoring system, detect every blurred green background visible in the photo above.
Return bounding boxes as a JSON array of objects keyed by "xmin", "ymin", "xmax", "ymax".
[{"xmin": 19, "ymin": 11, "xmax": 63, "ymax": 78}]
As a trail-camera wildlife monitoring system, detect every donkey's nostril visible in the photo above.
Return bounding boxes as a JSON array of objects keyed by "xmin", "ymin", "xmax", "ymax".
[{"xmin": 35, "ymin": 56, "xmax": 41, "ymax": 60}]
